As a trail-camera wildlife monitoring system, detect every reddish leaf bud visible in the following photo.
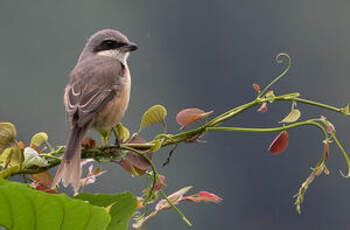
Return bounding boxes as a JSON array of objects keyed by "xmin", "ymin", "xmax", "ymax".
[
  {"xmin": 252, "ymin": 83, "xmax": 261, "ymax": 93},
  {"xmin": 154, "ymin": 175, "xmax": 166, "ymax": 191},
  {"xmin": 326, "ymin": 122, "xmax": 335, "ymax": 134},
  {"xmin": 257, "ymin": 103, "xmax": 268, "ymax": 112}
]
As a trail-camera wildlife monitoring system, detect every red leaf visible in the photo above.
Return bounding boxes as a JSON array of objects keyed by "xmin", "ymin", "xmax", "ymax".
[
  {"xmin": 29, "ymin": 143, "xmax": 41, "ymax": 154},
  {"xmin": 176, "ymin": 108, "xmax": 213, "ymax": 129},
  {"xmin": 81, "ymin": 137, "xmax": 96, "ymax": 149},
  {"xmin": 183, "ymin": 191, "xmax": 222, "ymax": 203},
  {"xmin": 257, "ymin": 103, "xmax": 268, "ymax": 113},
  {"xmin": 30, "ymin": 171, "xmax": 52, "ymax": 188},
  {"xmin": 154, "ymin": 175, "xmax": 166, "ymax": 191},
  {"xmin": 118, "ymin": 136, "xmax": 153, "ymax": 176},
  {"xmin": 35, "ymin": 185, "xmax": 57, "ymax": 194},
  {"xmin": 252, "ymin": 83, "xmax": 261, "ymax": 93},
  {"xmin": 268, "ymin": 131, "xmax": 288, "ymax": 154},
  {"xmin": 324, "ymin": 143, "xmax": 330, "ymax": 160},
  {"xmin": 326, "ymin": 122, "xmax": 335, "ymax": 134}
]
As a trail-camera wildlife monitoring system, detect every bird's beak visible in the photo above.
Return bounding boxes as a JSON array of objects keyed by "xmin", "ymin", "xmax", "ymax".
[{"xmin": 123, "ymin": 41, "xmax": 138, "ymax": 52}]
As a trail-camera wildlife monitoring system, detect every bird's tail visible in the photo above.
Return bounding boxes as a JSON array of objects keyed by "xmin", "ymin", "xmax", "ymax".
[{"xmin": 52, "ymin": 124, "xmax": 88, "ymax": 193}]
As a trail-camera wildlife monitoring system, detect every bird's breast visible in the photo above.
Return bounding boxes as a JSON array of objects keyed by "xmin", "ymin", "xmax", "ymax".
[{"xmin": 93, "ymin": 66, "xmax": 131, "ymax": 129}]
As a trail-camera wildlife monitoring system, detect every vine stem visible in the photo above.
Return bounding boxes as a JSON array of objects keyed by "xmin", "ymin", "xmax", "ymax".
[
  {"xmin": 291, "ymin": 98, "xmax": 346, "ymax": 114},
  {"xmin": 6, "ymin": 94, "xmax": 346, "ymax": 178},
  {"xmin": 258, "ymin": 52, "xmax": 292, "ymax": 97},
  {"xmin": 120, "ymin": 145, "xmax": 157, "ymax": 205},
  {"xmin": 206, "ymin": 120, "xmax": 327, "ymax": 137},
  {"xmin": 121, "ymin": 145, "xmax": 191, "ymax": 226},
  {"xmin": 159, "ymin": 190, "xmax": 192, "ymax": 227},
  {"xmin": 331, "ymin": 134, "xmax": 350, "ymax": 178}
]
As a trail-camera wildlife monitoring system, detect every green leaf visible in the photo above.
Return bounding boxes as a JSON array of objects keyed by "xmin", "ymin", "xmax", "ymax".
[
  {"xmin": 279, "ymin": 109, "xmax": 301, "ymax": 123},
  {"xmin": 0, "ymin": 146, "xmax": 23, "ymax": 168},
  {"xmin": 98, "ymin": 128, "xmax": 113, "ymax": 146},
  {"xmin": 265, "ymin": 90, "xmax": 276, "ymax": 103},
  {"xmin": 139, "ymin": 105, "xmax": 167, "ymax": 131},
  {"xmin": 31, "ymin": 132, "xmax": 48, "ymax": 147},
  {"xmin": 150, "ymin": 139, "xmax": 162, "ymax": 152},
  {"xmin": 113, "ymin": 124, "xmax": 130, "ymax": 143},
  {"xmin": 0, "ymin": 122, "xmax": 16, "ymax": 152},
  {"xmin": 0, "ymin": 179, "xmax": 111, "ymax": 230},
  {"xmin": 74, "ymin": 192, "xmax": 137, "ymax": 230},
  {"xmin": 342, "ymin": 104, "xmax": 349, "ymax": 116},
  {"xmin": 0, "ymin": 166, "xmax": 20, "ymax": 179}
]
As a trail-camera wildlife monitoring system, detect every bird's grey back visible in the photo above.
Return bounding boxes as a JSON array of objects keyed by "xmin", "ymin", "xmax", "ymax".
[{"xmin": 65, "ymin": 56, "xmax": 125, "ymax": 127}]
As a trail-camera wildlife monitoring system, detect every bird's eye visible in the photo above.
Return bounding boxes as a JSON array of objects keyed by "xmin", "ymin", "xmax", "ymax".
[{"xmin": 102, "ymin": 40, "xmax": 117, "ymax": 48}]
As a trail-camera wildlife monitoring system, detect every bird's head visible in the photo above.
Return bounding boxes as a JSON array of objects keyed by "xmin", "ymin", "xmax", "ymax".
[{"xmin": 79, "ymin": 29, "xmax": 138, "ymax": 64}]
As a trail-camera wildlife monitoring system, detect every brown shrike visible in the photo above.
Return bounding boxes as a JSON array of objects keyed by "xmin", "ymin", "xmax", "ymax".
[{"xmin": 52, "ymin": 29, "xmax": 138, "ymax": 192}]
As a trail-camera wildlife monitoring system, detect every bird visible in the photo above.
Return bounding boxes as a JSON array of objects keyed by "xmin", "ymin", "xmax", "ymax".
[{"xmin": 52, "ymin": 29, "xmax": 138, "ymax": 193}]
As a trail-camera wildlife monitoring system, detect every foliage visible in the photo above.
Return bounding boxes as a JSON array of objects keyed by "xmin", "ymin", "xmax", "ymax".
[
  {"xmin": 0, "ymin": 179, "xmax": 111, "ymax": 230},
  {"xmin": 0, "ymin": 53, "xmax": 350, "ymax": 229},
  {"xmin": 74, "ymin": 192, "xmax": 137, "ymax": 230}
]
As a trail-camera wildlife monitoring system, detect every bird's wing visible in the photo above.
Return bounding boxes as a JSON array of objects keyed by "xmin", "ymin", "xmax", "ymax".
[{"xmin": 65, "ymin": 57, "xmax": 124, "ymax": 127}]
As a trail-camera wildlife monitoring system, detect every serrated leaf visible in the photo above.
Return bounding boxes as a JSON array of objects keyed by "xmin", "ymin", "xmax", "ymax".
[
  {"xmin": 74, "ymin": 192, "xmax": 137, "ymax": 230},
  {"xmin": 0, "ymin": 179, "xmax": 111, "ymax": 230},
  {"xmin": 114, "ymin": 124, "xmax": 130, "ymax": 143},
  {"xmin": 0, "ymin": 122, "xmax": 16, "ymax": 152},
  {"xmin": 31, "ymin": 132, "xmax": 48, "ymax": 147},
  {"xmin": 139, "ymin": 105, "xmax": 167, "ymax": 131},
  {"xmin": 279, "ymin": 109, "xmax": 301, "ymax": 123}
]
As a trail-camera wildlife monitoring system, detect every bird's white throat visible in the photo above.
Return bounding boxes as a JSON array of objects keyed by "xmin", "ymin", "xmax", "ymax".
[{"xmin": 97, "ymin": 50, "xmax": 129, "ymax": 65}]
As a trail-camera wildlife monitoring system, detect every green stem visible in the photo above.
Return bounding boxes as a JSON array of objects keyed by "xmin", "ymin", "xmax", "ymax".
[
  {"xmin": 121, "ymin": 146, "xmax": 158, "ymax": 205},
  {"xmin": 39, "ymin": 154, "xmax": 61, "ymax": 161},
  {"xmin": 331, "ymin": 134, "xmax": 350, "ymax": 178},
  {"xmin": 159, "ymin": 190, "xmax": 192, "ymax": 227},
  {"xmin": 207, "ymin": 120, "xmax": 327, "ymax": 137},
  {"xmin": 291, "ymin": 98, "xmax": 344, "ymax": 114},
  {"xmin": 206, "ymin": 101, "xmax": 259, "ymax": 127},
  {"xmin": 258, "ymin": 53, "xmax": 292, "ymax": 97}
]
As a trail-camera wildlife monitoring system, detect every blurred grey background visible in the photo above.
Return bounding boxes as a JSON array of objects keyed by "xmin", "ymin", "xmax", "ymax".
[{"xmin": 1, "ymin": 0, "xmax": 350, "ymax": 229}]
